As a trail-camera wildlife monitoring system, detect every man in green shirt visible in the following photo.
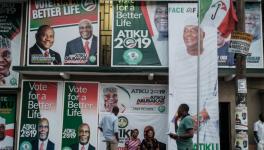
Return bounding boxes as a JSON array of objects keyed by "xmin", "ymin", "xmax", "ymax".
[{"xmin": 169, "ymin": 104, "xmax": 194, "ymax": 150}]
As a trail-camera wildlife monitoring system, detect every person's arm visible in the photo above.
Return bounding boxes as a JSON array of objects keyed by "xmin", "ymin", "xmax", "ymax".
[
  {"xmin": 169, "ymin": 128, "xmax": 194, "ymax": 140},
  {"xmin": 114, "ymin": 118, "xmax": 119, "ymax": 141},
  {"xmin": 254, "ymin": 122, "xmax": 259, "ymax": 143},
  {"xmin": 254, "ymin": 131, "xmax": 259, "ymax": 143}
]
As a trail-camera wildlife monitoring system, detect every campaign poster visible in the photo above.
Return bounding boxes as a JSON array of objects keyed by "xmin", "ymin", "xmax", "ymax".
[
  {"xmin": 18, "ymin": 81, "xmax": 63, "ymax": 150},
  {"xmin": 218, "ymin": 2, "xmax": 263, "ymax": 68},
  {"xmin": 61, "ymin": 82, "xmax": 98, "ymax": 150},
  {"xmin": 0, "ymin": 2, "xmax": 23, "ymax": 88},
  {"xmin": 168, "ymin": 3, "xmax": 220, "ymax": 150},
  {"xmin": 98, "ymin": 113, "xmax": 167, "ymax": 150},
  {"xmin": 245, "ymin": 2, "xmax": 263, "ymax": 68},
  {"xmin": 112, "ymin": 1, "xmax": 168, "ymax": 67},
  {"xmin": 100, "ymin": 83, "xmax": 168, "ymax": 114},
  {"xmin": 0, "ymin": 94, "xmax": 16, "ymax": 150},
  {"xmin": 27, "ymin": 0, "xmax": 99, "ymax": 66}
]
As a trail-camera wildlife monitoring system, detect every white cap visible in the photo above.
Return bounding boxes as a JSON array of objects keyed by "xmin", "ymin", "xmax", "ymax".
[
  {"xmin": 184, "ymin": 15, "xmax": 198, "ymax": 26},
  {"xmin": 0, "ymin": 116, "xmax": 6, "ymax": 124}
]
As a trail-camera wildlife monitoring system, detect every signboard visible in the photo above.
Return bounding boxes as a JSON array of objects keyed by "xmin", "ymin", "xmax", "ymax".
[
  {"xmin": 100, "ymin": 83, "xmax": 168, "ymax": 114},
  {"xmin": 27, "ymin": 0, "xmax": 99, "ymax": 66},
  {"xmin": 168, "ymin": 3, "xmax": 220, "ymax": 149},
  {"xmin": 229, "ymin": 31, "xmax": 252, "ymax": 55},
  {"xmin": 18, "ymin": 81, "xmax": 63, "ymax": 150},
  {"xmin": 0, "ymin": 94, "xmax": 16, "ymax": 150},
  {"xmin": 0, "ymin": 2, "xmax": 23, "ymax": 88},
  {"xmin": 112, "ymin": 1, "xmax": 168, "ymax": 67}
]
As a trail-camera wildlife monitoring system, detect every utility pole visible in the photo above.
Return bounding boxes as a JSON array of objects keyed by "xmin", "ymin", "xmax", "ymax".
[{"xmin": 235, "ymin": 0, "xmax": 248, "ymax": 150}]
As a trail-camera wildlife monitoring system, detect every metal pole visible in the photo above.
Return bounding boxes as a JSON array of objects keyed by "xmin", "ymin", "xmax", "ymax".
[
  {"xmin": 235, "ymin": 0, "xmax": 248, "ymax": 150},
  {"xmin": 197, "ymin": 1, "xmax": 201, "ymax": 149}
]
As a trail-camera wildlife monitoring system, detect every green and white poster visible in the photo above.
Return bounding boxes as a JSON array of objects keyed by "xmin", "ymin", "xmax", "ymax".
[
  {"xmin": 62, "ymin": 82, "xmax": 98, "ymax": 150},
  {"xmin": 112, "ymin": 1, "xmax": 168, "ymax": 67},
  {"xmin": 0, "ymin": 2, "xmax": 23, "ymax": 88},
  {"xmin": 18, "ymin": 81, "xmax": 63, "ymax": 150},
  {"xmin": 0, "ymin": 94, "xmax": 16, "ymax": 150}
]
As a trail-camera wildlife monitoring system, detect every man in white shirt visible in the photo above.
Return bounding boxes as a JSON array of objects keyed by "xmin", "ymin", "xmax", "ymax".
[
  {"xmin": 254, "ymin": 113, "xmax": 264, "ymax": 150},
  {"xmin": 99, "ymin": 106, "xmax": 119, "ymax": 150}
]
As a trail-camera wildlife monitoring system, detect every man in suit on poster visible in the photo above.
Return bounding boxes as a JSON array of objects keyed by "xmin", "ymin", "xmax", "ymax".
[
  {"xmin": 29, "ymin": 25, "xmax": 61, "ymax": 65},
  {"xmin": 31, "ymin": 118, "xmax": 55, "ymax": 150},
  {"xmin": 0, "ymin": 36, "xmax": 12, "ymax": 86},
  {"xmin": 64, "ymin": 19, "xmax": 97, "ymax": 65},
  {"xmin": 70, "ymin": 123, "xmax": 95, "ymax": 150}
]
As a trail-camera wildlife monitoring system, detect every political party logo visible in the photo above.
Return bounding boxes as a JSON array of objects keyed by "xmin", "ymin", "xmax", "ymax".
[
  {"xmin": 89, "ymin": 55, "xmax": 96, "ymax": 63},
  {"xmin": 158, "ymin": 106, "xmax": 166, "ymax": 113},
  {"xmin": 118, "ymin": 116, "xmax": 128, "ymax": 128},
  {"xmin": 123, "ymin": 49, "xmax": 143, "ymax": 65},
  {"xmin": 10, "ymin": 77, "xmax": 17, "ymax": 86},
  {"xmin": 20, "ymin": 141, "xmax": 32, "ymax": 150},
  {"xmin": 81, "ymin": 0, "xmax": 96, "ymax": 12},
  {"xmin": 62, "ymin": 147, "xmax": 72, "ymax": 150}
]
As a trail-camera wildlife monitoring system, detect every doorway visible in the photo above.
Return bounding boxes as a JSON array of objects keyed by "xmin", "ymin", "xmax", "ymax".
[{"xmin": 219, "ymin": 102, "xmax": 231, "ymax": 150}]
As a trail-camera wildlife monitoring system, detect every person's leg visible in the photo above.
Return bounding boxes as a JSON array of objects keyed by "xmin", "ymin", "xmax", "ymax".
[
  {"xmin": 106, "ymin": 141, "xmax": 111, "ymax": 150},
  {"xmin": 110, "ymin": 138, "xmax": 118, "ymax": 150}
]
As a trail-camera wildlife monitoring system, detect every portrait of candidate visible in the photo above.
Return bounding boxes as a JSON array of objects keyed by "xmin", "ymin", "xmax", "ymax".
[
  {"xmin": 0, "ymin": 116, "xmax": 13, "ymax": 150},
  {"xmin": 154, "ymin": 3, "xmax": 168, "ymax": 41},
  {"xmin": 29, "ymin": 25, "xmax": 61, "ymax": 65},
  {"xmin": 245, "ymin": 5, "xmax": 261, "ymax": 42},
  {"xmin": 183, "ymin": 17, "xmax": 205, "ymax": 56},
  {"xmin": 31, "ymin": 118, "xmax": 54, "ymax": 150},
  {"xmin": 217, "ymin": 31, "xmax": 234, "ymax": 66},
  {"xmin": 0, "ymin": 36, "xmax": 11, "ymax": 86},
  {"xmin": 71, "ymin": 123, "xmax": 95, "ymax": 150},
  {"xmin": 64, "ymin": 19, "xmax": 97, "ymax": 65},
  {"xmin": 103, "ymin": 87, "xmax": 126, "ymax": 113}
]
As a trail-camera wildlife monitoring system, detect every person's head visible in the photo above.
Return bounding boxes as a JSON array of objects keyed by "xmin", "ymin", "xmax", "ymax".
[
  {"xmin": 78, "ymin": 123, "xmax": 90, "ymax": 145},
  {"xmin": 112, "ymin": 106, "xmax": 119, "ymax": 116},
  {"xmin": 245, "ymin": 7, "xmax": 260, "ymax": 41},
  {"xmin": 144, "ymin": 125, "xmax": 155, "ymax": 139},
  {"xmin": 154, "ymin": 4, "xmax": 168, "ymax": 39},
  {"xmin": 79, "ymin": 19, "xmax": 93, "ymax": 40},
  {"xmin": 0, "ymin": 117, "xmax": 6, "ymax": 141},
  {"xmin": 103, "ymin": 87, "xmax": 118, "ymax": 112},
  {"xmin": 131, "ymin": 128, "xmax": 139, "ymax": 139},
  {"xmin": 35, "ymin": 25, "xmax": 54, "ymax": 50},
  {"xmin": 177, "ymin": 103, "xmax": 189, "ymax": 117},
  {"xmin": 259, "ymin": 113, "xmax": 264, "ymax": 122},
  {"xmin": 183, "ymin": 24, "xmax": 205, "ymax": 56},
  {"xmin": 217, "ymin": 31, "xmax": 226, "ymax": 48},
  {"xmin": 0, "ymin": 36, "xmax": 11, "ymax": 79},
  {"xmin": 38, "ymin": 118, "xmax": 49, "ymax": 141}
]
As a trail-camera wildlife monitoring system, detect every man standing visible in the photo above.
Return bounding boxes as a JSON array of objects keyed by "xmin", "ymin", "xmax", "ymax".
[
  {"xmin": 0, "ymin": 36, "xmax": 11, "ymax": 85},
  {"xmin": 99, "ymin": 106, "xmax": 119, "ymax": 150},
  {"xmin": 29, "ymin": 25, "xmax": 61, "ymax": 65},
  {"xmin": 254, "ymin": 113, "xmax": 264, "ymax": 150},
  {"xmin": 71, "ymin": 123, "xmax": 95, "ymax": 150},
  {"xmin": 169, "ymin": 104, "xmax": 194, "ymax": 150},
  {"xmin": 31, "ymin": 118, "xmax": 55, "ymax": 150},
  {"xmin": 0, "ymin": 116, "xmax": 13, "ymax": 150},
  {"xmin": 64, "ymin": 19, "xmax": 97, "ymax": 65}
]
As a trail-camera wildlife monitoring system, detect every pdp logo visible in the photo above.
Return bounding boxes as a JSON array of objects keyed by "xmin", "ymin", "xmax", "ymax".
[
  {"xmin": 118, "ymin": 116, "xmax": 128, "ymax": 128},
  {"xmin": 81, "ymin": 0, "xmax": 97, "ymax": 12}
]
